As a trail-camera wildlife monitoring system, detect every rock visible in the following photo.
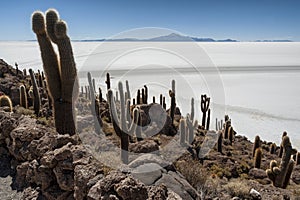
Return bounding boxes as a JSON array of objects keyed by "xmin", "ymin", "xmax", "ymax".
[
  {"xmin": 115, "ymin": 176, "xmax": 148, "ymax": 200},
  {"xmin": 155, "ymin": 172, "xmax": 197, "ymax": 200},
  {"xmin": 131, "ymin": 163, "xmax": 162, "ymax": 185},
  {"xmin": 250, "ymin": 188, "xmax": 261, "ymax": 200},
  {"xmin": 249, "ymin": 168, "xmax": 267, "ymax": 179},
  {"xmin": 129, "ymin": 139, "xmax": 159, "ymax": 153},
  {"xmin": 128, "ymin": 153, "xmax": 172, "ymax": 169},
  {"xmin": 74, "ymin": 162, "xmax": 103, "ymax": 200},
  {"xmin": 292, "ymin": 165, "xmax": 300, "ymax": 184},
  {"xmin": 147, "ymin": 184, "xmax": 168, "ymax": 199}
]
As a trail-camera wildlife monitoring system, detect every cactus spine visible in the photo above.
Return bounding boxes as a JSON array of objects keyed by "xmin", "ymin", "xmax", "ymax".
[
  {"xmin": 201, "ymin": 94, "xmax": 210, "ymax": 129},
  {"xmin": 0, "ymin": 95, "xmax": 13, "ymax": 112},
  {"xmin": 254, "ymin": 148, "xmax": 262, "ymax": 168},
  {"xmin": 32, "ymin": 9, "xmax": 79, "ymax": 135},
  {"xmin": 266, "ymin": 136, "xmax": 295, "ymax": 188},
  {"xmin": 29, "ymin": 69, "xmax": 41, "ymax": 116},
  {"xmin": 19, "ymin": 85, "xmax": 28, "ymax": 109}
]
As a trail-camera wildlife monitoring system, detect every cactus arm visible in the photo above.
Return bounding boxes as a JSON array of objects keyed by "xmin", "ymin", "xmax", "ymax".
[{"xmin": 32, "ymin": 11, "xmax": 61, "ymax": 101}]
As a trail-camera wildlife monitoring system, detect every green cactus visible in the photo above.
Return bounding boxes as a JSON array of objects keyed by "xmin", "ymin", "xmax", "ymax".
[
  {"xmin": 296, "ymin": 152, "xmax": 300, "ymax": 165},
  {"xmin": 88, "ymin": 72, "xmax": 102, "ymax": 133},
  {"xmin": 169, "ymin": 90, "xmax": 176, "ymax": 124},
  {"xmin": 217, "ymin": 131, "xmax": 222, "ymax": 154},
  {"xmin": 107, "ymin": 82, "xmax": 140, "ymax": 164},
  {"xmin": 179, "ymin": 118, "xmax": 186, "ymax": 146},
  {"xmin": 228, "ymin": 126, "xmax": 234, "ymax": 145},
  {"xmin": 160, "ymin": 94, "xmax": 163, "ymax": 106},
  {"xmin": 137, "ymin": 89, "xmax": 141, "ymax": 104},
  {"xmin": 29, "ymin": 69, "xmax": 41, "ymax": 116},
  {"xmin": 172, "ymin": 79, "xmax": 175, "ymax": 94},
  {"xmin": 19, "ymin": 85, "xmax": 28, "ymax": 109},
  {"xmin": 201, "ymin": 94, "xmax": 210, "ymax": 128},
  {"xmin": 252, "ymin": 135, "xmax": 260, "ymax": 157},
  {"xmin": 254, "ymin": 148, "xmax": 262, "ymax": 168},
  {"xmin": 191, "ymin": 98, "xmax": 194, "ymax": 122},
  {"xmin": 32, "ymin": 9, "xmax": 79, "ymax": 135},
  {"xmin": 105, "ymin": 72, "xmax": 111, "ymax": 91},
  {"xmin": 270, "ymin": 143, "xmax": 276, "ymax": 154},
  {"xmin": 279, "ymin": 131, "xmax": 288, "ymax": 158},
  {"xmin": 144, "ymin": 85, "xmax": 148, "ymax": 104},
  {"xmin": 125, "ymin": 80, "xmax": 131, "ymax": 100},
  {"xmin": 0, "ymin": 95, "xmax": 13, "ymax": 112},
  {"xmin": 141, "ymin": 88, "xmax": 145, "ymax": 104},
  {"xmin": 206, "ymin": 108, "xmax": 211, "ymax": 130},
  {"xmin": 224, "ymin": 120, "xmax": 231, "ymax": 139},
  {"xmin": 99, "ymin": 87, "xmax": 103, "ymax": 103},
  {"xmin": 266, "ymin": 136, "xmax": 295, "ymax": 188}
]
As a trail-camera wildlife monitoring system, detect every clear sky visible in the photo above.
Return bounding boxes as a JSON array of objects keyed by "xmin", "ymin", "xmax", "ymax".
[{"xmin": 0, "ymin": 0, "xmax": 300, "ymax": 41}]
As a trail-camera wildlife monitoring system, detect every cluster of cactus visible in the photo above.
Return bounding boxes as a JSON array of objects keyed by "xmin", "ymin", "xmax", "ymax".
[
  {"xmin": 215, "ymin": 118, "xmax": 223, "ymax": 131},
  {"xmin": 32, "ymin": 9, "xmax": 79, "ymax": 135},
  {"xmin": 179, "ymin": 115, "xmax": 197, "ymax": 146},
  {"xmin": 159, "ymin": 94, "xmax": 166, "ymax": 109},
  {"xmin": 107, "ymin": 82, "xmax": 140, "ymax": 164},
  {"xmin": 0, "ymin": 95, "xmax": 13, "ymax": 112},
  {"xmin": 201, "ymin": 94, "xmax": 210, "ymax": 130},
  {"xmin": 252, "ymin": 135, "xmax": 263, "ymax": 168},
  {"xmin": 266, "ymin": 135, "xmax": 295, "ymax": 188},
  {"xmin": 134, "ymin": 85, "xmax": 148, "ymax": 105}
]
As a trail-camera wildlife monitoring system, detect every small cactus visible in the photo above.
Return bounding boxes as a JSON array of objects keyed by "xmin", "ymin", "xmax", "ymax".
[
  {"xmin": 152, "ymin": 96, "xmax": 155, "ymax": 103},
  {"xmin": 137, "ymin": 89, "xmax": 141, "ymax": 104},
  {"xmin": 144, "ymin": 85, "xmax": 148, "ymax": 104},
  {"xmin": 228, "ymin": 126, "xmax": 234, "ymax": 145},
  {"xmin": 224, "ymin": 120, "xmax": 231, "ymax": 139},
  {"xmin": 19, "ymin": 85, "xmax": 28, "ymax": 109},
  {"xmin": 270, "ymin": 143, "xmax": 276, "ymax": 154},
  {"xmin": 191, "ymin": 98, "xmax": 194, "ymax": 122},
  {"xmin": 105, "ymin": 72, "xmax": 111, "ymax": 91},
  {"xmin": 201, "ymin": 94, "xmax": 210, "ymax": 128},
  {"xmin": 206, "ymin": 108, "xmax": 210, "ymax": 130},
  {"xmin": 179, "ymin": 118, "xmax": 186, "ymax": 146},
  {"xmin": 169, "ymin": 90, "xmax": 176, "ymax": 123},
  {"xmin": 254, "ymin": 148, "xmax": 262, "ymax": 168},
  {"xmin": 159, "ymin": 94, "xmax": 163, "ymax": 106},
  {"xmin": 296, "ymin": 152, "xmax": 300, "ymax": 165},
  {"xmin": 0, "ymin": 95, "xmax": 13, "ymax": 112},
  {"xmin": 29, "ymin": 69, "xmax": 41, "ymax": 116},
  {"xmin": 252, "ymin": 135, "xmax": 260, "ymax": 157},
  {"xmin": 217, "ymin": 131, "xmax": 222, "ymax": 153}
]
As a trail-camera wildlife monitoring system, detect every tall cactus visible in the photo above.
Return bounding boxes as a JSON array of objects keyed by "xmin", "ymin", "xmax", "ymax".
[
  {"xmin": 217, "ymin": 131, "xmax": 222, "ymax": 154},
  {"xmin": 125, "ymin": 80, "xmax": 131, "ymax": 100},
  {"xmin": 179, "ymin": 118, "xmax": 186, "ymax": 146},
  {"xmin": 191, "ymin": 98, "xmax": 194, "ymax": 122},
  {"xmin": 105, "ymin": 72, "xmax": 111, "ymax": 91},
  {"xmin": 252, "ymin": 135, "xmax": 261, "ymax": 157},
  {"xmin": 169, "ymin": 90, "xmax": 176, "ymax": 123},
  {"xmin": 279, "ymin": 131, "xmax": 288, "ymax": 158},
  {"xmin": 107, "ymin": 82, "xmax": 139, "ymax": 164},
  {"xmin": 201, "ymin": 94, "xmax": 210, "ymax": 128},
  {"xmin": 266, "ymin": 136, "xmax": 295, "ymax": 188},
  {"xmin": 88, "ymin": 72, "xmax": 103, "ymax": 133},
  {"xmin": 32, "ymin": 9, "xmax": 79, "ymax": 135},
  {"xmin": 29, "ymin": 69, "xmax": 41, "ymax": 116},
  {"xmin": 144, "ymin": 85, "xmax": 148, "ymax": 104},
  {"xmin": 19, "ymin": 85, "xmax": 28, "ymax": 109},
  {"xmin": 254, "ymin": 148, "xmax": 262, "ymax": 169},
  {"xmin": 206, "ymin": 108, "xmax": 211, "ymax": 130}
]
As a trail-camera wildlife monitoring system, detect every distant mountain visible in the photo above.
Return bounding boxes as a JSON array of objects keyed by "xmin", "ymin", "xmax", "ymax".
[
  {"xmin": 254, "ymin": 40, "xmax": 292, "ymax": 42},
  {"xmin": 68, "ymin": 33, "xmax": 293, "ymax": 42}
]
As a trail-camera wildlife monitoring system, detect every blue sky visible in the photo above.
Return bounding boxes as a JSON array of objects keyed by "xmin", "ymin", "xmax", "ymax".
[{"xmin": 1, "ymin": 0, "xmax": 300, "ymax": 41}]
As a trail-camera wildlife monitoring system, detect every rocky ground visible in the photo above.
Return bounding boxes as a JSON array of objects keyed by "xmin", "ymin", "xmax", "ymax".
[{"xmin": 0, "ymin": 59, "xmax": 300, "ymax": 200}]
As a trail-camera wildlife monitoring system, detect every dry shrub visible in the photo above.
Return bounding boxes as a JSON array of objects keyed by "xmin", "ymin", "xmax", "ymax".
[{"xmin": 223, "ymin": 178, "xmax": 251, "ymax": 199}]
